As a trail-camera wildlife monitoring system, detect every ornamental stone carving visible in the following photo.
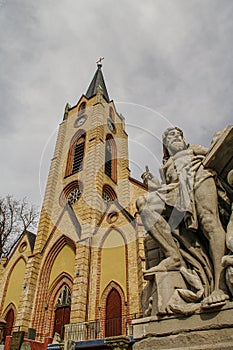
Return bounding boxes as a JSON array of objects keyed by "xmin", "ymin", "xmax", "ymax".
[{"xmin": 137, "ymin": 126, "xmax": 233, "ymax": 315}]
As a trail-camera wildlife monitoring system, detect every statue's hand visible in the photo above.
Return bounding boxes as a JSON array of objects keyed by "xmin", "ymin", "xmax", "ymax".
[
  {"xmin": 141, "ymin": 169, "xmax": 161, "ymax": 190},
  {"xmin": 141, "ymin": 166, "xmax": 161, "ymax": 190},
  {"xmin": 141, "ymin": 170, "xmax": 153, "ymax": 185}
]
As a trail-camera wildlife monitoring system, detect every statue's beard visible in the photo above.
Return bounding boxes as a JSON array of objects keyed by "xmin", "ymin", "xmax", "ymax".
[{"xmin": 168, "ymin": 141, "xmax": 186, "ymax": 155}]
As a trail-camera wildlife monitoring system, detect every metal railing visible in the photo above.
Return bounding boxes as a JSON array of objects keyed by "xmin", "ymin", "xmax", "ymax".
[
  {"xmin": 64, "ymin": 313, "xmax": 142, "ymax": 342},
  {"xmin": 65, "ymin": 321, "xmax": 100, "ymax": 341}
]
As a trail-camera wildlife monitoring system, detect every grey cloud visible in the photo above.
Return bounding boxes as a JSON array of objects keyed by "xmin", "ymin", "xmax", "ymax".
[{"xmin": 0, "ymin": 0, "xmax": 233, "ymax": 207}]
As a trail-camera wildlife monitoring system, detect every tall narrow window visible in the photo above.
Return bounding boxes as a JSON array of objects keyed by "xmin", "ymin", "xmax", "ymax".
[
  {"xmin": 105, "ymin": 135, "xmax": 117, "ymax": 182},
  {"xmin": 72, "ymin": 136, "xmax": 85, "ymax": 173},
  {"xmin": 105, "ymin": 139, "xmax": 112, "ymax": 178},
  {"xmin": 78, "ymin": 101, "xmax": 86, "ymax": 114},
  {"xmin": 109, "ymin": 107, "xmax": 114, "ymax": 121},
  {"xmin": 65, "ymin": 131, "xmax": 86, "ymax": 177}
]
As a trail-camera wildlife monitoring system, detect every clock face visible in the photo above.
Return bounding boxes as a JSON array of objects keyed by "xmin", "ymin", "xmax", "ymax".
[
  {"xmin": 108, "ymin": 119, "xmax": 115, "ymax": 132},
  {"xmin": 75, "ymin": 115, "xmax": 87, "ymax": 127}
]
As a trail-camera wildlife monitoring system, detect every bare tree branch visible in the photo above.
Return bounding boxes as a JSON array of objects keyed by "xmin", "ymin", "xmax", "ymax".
[{"xmin": 0, "ymin": 195, "xmax": 39, "ymax": 257}]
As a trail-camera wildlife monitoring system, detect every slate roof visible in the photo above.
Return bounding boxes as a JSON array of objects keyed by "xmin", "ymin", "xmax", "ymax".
[
  {"xmin": 6, "ymin": 230, "xmax": 36, "ymax": 257},
  {"xmin": 86, "ymin": 64, "xmax": 110, "ymax": 102},
  {"xmin": 25, "ymin": 230, "xmax": 36, "ymax": 251}
]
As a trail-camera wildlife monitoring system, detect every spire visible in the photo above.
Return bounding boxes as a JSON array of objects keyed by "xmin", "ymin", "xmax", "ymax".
[{"xmin": 86, "ymin": 59, "xmax": 110, "ymax": 102}]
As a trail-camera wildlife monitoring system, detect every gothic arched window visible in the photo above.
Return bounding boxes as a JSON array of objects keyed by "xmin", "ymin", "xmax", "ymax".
[
  {"xmin": 65, "ymin": 131, "xmax": 86, "ymax": 177},
  {"xmin": 105, "ymin": 135, "xmax": 117, "ymax": 182},
  {"xmin": 109, "ymin": 107, "xmax": 114, "ymax": 121},
  {"xmin": 56, "ymin": 285, "xmax": 71, "ymax": 307},
  {"xmin": 102, "ymin": 184, "xmax": 117, "ymax": 204},
  {"xmin": 72, "ymin": 135, "xmax": 85, "ymax": 173},
  {"xmin": 59, "ymin": 181, "xmax": 83, "ymax": 206},
  {"xmin": 78, "ymin": 101, "xmax": 86, "ymax": 114}
]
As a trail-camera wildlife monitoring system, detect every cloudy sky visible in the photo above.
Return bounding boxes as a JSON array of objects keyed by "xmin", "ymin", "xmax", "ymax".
[{"xmin": 0, "ymin": 0, "xmax": 233, "ymax": 209}]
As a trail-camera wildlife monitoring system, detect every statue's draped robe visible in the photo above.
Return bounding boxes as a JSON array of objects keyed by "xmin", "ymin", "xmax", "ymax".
[
  {"xmin": 145, "ymin": 146, "xmax": 218, "ymax": 296},
  {"xmin": 158, "ymin": 147, "xmax": 214, "ymax": 230}
]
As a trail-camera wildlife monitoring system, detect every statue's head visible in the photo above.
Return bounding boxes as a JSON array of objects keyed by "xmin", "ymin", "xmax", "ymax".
[{"xmin": 162, "ymin": 126, "xmax": 189, "ymax": 162}]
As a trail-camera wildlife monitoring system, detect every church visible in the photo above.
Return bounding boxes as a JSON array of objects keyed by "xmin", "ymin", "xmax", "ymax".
[{"xmin": 0, "ymin": 62, "xmax": 148, "ymax": 348}]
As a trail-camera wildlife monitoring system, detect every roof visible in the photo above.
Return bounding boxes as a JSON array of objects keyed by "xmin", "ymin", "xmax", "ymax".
[
  {"xmin": 6, "ymin": 230, "xmax": 36, "ymax": 258},
  {"xmin": 25, "ymin": 230, "xmax": 36, "ymax": 251},
  {"xmin": 94, "ymin": 200, "xmax": 136, "ymax": 235},
  {"xmin": 85, "ymin": 64, "xmax": 110, "ymax": 102}
]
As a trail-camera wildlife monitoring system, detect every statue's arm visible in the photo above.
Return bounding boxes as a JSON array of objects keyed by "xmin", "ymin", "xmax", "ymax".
[
  {"xmin": 190, "ymin": 144, "xmax": 209, "ymax": 156},
  {"xmin": 141, "ymin": 167, "xmax": 161, "ymax": 190}
]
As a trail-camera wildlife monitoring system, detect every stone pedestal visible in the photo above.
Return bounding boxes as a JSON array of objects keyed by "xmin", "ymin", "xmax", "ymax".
[
  {"xmin": 142, "ymin": 271, "xmax": 187, "ymax": 316},
  {"xmin": 105, "ymin": 335, "xmax": 130, "ymax": 350},
  {"xmin": 132, "ymin": 302, "xmax": 233, "ymax": 349}
]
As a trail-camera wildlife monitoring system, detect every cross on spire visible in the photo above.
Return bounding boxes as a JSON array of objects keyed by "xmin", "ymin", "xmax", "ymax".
[
  {"xmin": 96, "ymin": 57, "xmax": 104, "ymax": 67},
  {"xmin": 86, "ymin": 59, "xmax": 110, "ymax": 102}
]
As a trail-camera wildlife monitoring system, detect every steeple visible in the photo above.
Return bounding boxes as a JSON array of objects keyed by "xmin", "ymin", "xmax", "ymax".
[{"xmin": 86, "ymin": 60, "xmax": 110, "ymax": 102}]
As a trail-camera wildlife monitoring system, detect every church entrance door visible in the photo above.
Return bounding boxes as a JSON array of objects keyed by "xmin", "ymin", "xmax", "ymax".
[
  {"xmin": 53, "ymin": 285, "xmax": 71, "ymax": 339},
  {"xmin": 105, "ymin": 288, "xmax": 122, "ymax": 337},
  {"xmin": 53, "ymin": 305, "xmax": 70, "ymax": 339},
  {"xmin": 3, "ymin": 308, "xmax": 14, "ymax": 340}
]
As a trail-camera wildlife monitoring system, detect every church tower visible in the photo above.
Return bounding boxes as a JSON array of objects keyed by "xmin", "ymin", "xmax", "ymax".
[{"xmin": 0, "ymin": 63, "xmax": 147, "ymax": 345}]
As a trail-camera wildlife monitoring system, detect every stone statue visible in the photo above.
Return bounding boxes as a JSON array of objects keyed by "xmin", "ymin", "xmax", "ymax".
[
  {"xmin": 137, "ymin": 126, "xmax": 233, "ymax": 315},
  {"xmin": 222, "ymin": 169, "xmax": 233, "ymax": 295}
]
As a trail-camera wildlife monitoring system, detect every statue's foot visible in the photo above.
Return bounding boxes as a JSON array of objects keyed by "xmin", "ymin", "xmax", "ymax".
[
  {"xmin": 201, "ymin": 289, "xmax": 230, "ymax": 309},
  {"xmin": 143, "ymin": 257, "xmax": 181, "ymax": 279}
]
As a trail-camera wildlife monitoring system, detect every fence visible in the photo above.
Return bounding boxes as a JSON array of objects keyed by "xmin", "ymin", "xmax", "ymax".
[{"xmin": 64, "ymin": 313, "xmax": 142, "ymax": 342}]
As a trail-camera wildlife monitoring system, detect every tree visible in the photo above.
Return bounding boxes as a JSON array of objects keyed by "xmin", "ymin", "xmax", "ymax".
[{"xmin": 0, "ymin": 195, "xmax": 39, "ymax": 257}]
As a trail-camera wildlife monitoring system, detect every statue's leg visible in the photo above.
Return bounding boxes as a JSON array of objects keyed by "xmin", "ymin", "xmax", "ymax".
[
  {"xmin": 136, "ymin": 194, "xmax": 183, "ymax": 273},
  {"xmin": 195, "ymin": 177, "xmax": 229, "ymax": 306}
]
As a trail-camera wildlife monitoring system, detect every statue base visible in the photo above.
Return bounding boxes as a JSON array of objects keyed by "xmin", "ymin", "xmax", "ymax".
[
  {"xmin": 132, "ymin": 302, "xmax": 233, "ymax": 349},
  {"xmin": 142, "ymin": 270, "xmax": 189, "ymax": 316}
]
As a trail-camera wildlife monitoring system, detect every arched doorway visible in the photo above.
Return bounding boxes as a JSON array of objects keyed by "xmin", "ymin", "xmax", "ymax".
[
  {"xmin": 53, "ymin": 285, "xmax": 71, "ymax": 339},
  {"xmin": 3, "ymin": 308, "xmax": 15, "ymax": 340},
  {"xmin": 105, "ymin": 288, "xmax": 122, "ymax": 337}
]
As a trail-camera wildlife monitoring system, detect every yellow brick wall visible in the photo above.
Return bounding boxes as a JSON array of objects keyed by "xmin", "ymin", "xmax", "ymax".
[
  {"xmin": 100, "ymin": 230, "xmax": 126, "ymax": 297},
  {"xmin": 49, "ymin": 245, "xmax": 75, "ymax": 287},
  {"xmin": 0, "ymin": 84, "xmax": 147, "ymax": 339},
  {"xmin": 3, "ymin": 258, "xmax": 26, "ymax": 312}
]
